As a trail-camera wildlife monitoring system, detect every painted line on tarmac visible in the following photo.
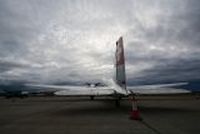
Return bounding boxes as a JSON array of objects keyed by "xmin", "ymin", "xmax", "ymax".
[{"xmin": 140, "ymin": 120, "xmax": 161, "ymax": 134}]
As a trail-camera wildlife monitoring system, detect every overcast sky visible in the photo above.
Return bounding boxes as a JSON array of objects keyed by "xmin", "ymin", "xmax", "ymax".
[{"xmin": 0, "ymin": 0, "xmax": 200, "ymax": 85}]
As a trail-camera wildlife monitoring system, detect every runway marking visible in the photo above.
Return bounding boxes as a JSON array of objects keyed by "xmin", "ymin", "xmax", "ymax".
[{"xmin": 139, "ymin": 120, "xmax": 161, "ymax": 134}]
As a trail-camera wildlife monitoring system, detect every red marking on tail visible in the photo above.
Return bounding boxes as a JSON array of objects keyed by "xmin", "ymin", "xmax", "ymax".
[{"xmin": 116, "ymin": 37, "xmax": 125, "ymax": 66}]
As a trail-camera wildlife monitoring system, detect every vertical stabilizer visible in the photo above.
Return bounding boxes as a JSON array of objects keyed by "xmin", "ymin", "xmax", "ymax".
[{"xmin": 115, "ymin": 37, "xmax": 127, "ymax": 92}]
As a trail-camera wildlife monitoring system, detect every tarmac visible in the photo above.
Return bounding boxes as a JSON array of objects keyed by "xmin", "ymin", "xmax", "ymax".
[{"xmin": 0, "ymin": 95, "xmax": 200, "ymax": 134}]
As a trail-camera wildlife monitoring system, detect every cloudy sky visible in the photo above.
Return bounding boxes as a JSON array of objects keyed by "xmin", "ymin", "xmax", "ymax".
[{"xmin": 0, "ymin": 0, "xmax": 200, "ymax": 85}]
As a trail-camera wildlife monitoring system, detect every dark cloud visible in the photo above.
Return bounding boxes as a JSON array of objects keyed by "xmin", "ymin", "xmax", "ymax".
[
  {"xmin": 0, "ymin": 59, "xmax": 28, "ymax": 73},
  {"xmin": 127, "ymin": 56, "xmax": 200, "ymax": 85}
]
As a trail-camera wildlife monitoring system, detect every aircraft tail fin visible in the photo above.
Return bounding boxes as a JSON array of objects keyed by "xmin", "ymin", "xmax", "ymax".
[{"xmin": 115, "ymin": 37, "xmax": 127, "ymax": 93}]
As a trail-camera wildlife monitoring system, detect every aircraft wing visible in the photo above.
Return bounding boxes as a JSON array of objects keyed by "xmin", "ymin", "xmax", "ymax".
[
  {"xmin": 26, "ymin": 84, "xmax": 115, "ymax": 96},
  {"xmin": 127, "ymin": 82, "xmax": 191, "ymax": 95},
  {"xmin": 54, "ymin": 88, "xmax": 114, "ymax": 96}
]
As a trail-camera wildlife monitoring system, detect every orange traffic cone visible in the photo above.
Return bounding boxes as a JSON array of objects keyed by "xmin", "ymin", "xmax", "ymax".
[{"xmin": 130, "ymin": 96, "xmax": 142, "ymax": 120}]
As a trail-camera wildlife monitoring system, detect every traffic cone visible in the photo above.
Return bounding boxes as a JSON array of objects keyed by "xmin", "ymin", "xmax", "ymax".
[{"xmin": 130, "ymin": 96, "xmax": 142, "ymax": 120}]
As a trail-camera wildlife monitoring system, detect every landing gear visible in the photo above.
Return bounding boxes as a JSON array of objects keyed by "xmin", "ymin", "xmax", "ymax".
[
  {"xmin": 115, "ymin": 96, "xmax": 122, "ymax": 107},
  {"xmin": 90, "ymin": 96, "xmax": 94, "ymax": 100},
  {"xmin": 115, "ymin": 99, "xmax": 120, "ymax": 107}
]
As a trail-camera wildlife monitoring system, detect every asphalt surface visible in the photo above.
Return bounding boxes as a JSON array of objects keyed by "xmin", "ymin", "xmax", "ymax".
[{"xmin": 0, "ymin": 96, "xmax": 200, "ymax": 134}]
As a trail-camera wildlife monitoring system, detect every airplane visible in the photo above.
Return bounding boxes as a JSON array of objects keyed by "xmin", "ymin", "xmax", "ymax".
[
  {"xmin": 2, "ymin": 36, "xmax": 193, "ymax": 119},
  {"xmin": 26, "ymin": 37, "xmax": 190, "ymax": 105}
]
